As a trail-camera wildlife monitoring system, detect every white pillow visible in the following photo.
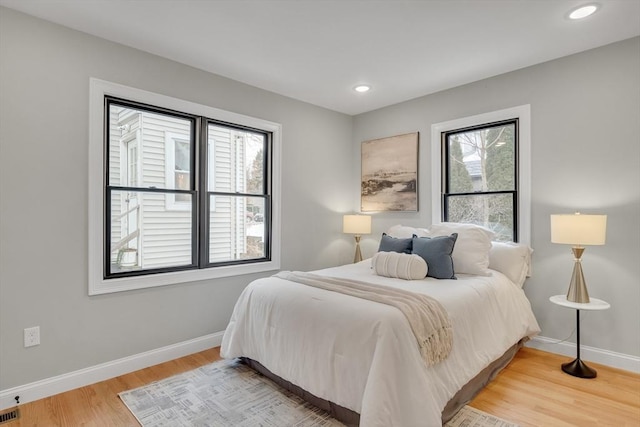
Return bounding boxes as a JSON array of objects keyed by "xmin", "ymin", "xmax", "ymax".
[
  {"xmin": 372, "ymin": 251, "xmax": 428, "ymax": 280},
  {"xmin": 386, "ymin": 224, "xmax": 428, "ymax": 238},
  {"xmin": 425, "ymin": 222, "xmax": 494, "ymax": 276},
  {"xmin": 489, "ymin": 242, "xmax": 533, "ymax": 288}
]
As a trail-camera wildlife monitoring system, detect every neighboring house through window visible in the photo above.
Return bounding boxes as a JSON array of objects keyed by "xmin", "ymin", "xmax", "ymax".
[
  {"xmin": 89, "ymin": 79, "xmax": 281, "ymax": 295},
  {"xmin": 431, "ymin": 106, "xmax": 531, "ymax": 244},
  {"xmin": 166, "ymin": 134, "xmax": 191, "ymax": 206},
  {"xmin": 118, "ymin": 113, "xmax": 142, "ymax": 268}
]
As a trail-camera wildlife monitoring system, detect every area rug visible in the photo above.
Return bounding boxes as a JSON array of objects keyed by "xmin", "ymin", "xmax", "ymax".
[{"xmin": 119, "ymin": 359, "xmax": 518, "ymax": 427}]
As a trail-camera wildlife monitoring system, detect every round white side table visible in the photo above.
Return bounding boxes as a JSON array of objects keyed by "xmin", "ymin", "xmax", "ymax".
[{"xmin": 549, "ymin": 295, "xmax": 610, "ymax": 379}]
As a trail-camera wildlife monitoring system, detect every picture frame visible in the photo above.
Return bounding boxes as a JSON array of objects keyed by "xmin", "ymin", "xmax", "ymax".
[{"xmin": 361, "ymin": 132, "xmax": 418, "ymax": 212}]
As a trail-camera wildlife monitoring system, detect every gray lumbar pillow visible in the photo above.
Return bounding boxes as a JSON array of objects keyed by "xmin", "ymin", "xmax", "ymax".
[
  {"xmin": 378, "ymin": 233, "xmax": 413, "ymax": 254},
  {"xmin": 411, "ymin": 233, "xmax": 458, "ymax": 279}
]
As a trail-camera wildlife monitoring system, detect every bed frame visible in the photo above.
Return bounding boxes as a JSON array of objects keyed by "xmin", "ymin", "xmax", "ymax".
[{"xmin": 241, "ymin": 338, "xmax": 525, "ymax": 426}]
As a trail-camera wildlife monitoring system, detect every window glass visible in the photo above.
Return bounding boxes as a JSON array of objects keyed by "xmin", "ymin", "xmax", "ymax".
[
  {"xmin": 108, "ymin": 104, "xmax": 193, "ymax": 190},
  {"xmin": 174, "ymin": 139, "xmax": 191, "ymax": 202},
  {"xmin": 109, "ymin": 190, "xmax": 194, "ymax": 273},
  {"xmin": 444, "ymin": 120, "xmax": 517, "ymax": 242},
  {"xmin": 206, "ymin": 122, "xmax": 268, "ymax": 265},
  {"xmin": 106, "ymin": 99, "xmax": 196, "ymax": 277},
  {"xmin": 209, "ymin": 195, "xmax": 266, "ymax": 263},
  {"xmin": 208, "ymin": 124, "xmax": 265, "ymax": 194},
  {"xmin": 445, "ymin": 193, "xmax": 515, "ymax": 242}
]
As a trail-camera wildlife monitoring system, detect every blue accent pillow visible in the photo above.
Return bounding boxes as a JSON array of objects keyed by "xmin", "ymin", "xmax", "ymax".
[
  {"xmin": 412, "ymin": 233, "xmax": 458, "ymax": 279},
  {"xmin": 378, "ymin": 233, "xmax": 413, "ymax": 254}
]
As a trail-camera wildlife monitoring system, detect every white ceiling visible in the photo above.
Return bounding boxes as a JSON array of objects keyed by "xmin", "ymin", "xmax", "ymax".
[{"xmin": 2, "ymin": 0, "xmax": 639, "ymax": 115}]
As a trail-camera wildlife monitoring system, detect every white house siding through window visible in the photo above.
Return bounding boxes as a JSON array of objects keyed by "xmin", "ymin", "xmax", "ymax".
[{"xmin": 108, "ymin": 104, "xmax": 265, "ymax": 274}]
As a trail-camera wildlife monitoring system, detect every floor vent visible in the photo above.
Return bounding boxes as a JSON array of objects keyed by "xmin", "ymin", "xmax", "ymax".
[{"xmin": 0, "ymin": 407, "xmax": 19, "ymax": 424}]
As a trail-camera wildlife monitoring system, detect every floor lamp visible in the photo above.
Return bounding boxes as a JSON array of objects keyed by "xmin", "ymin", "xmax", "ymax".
[
  {"xmin": 343, "ymin": 214, "xmax": 372, "ymax": 263},
  {"xmin": 550, "ymin": 213, "xmax": 607, "ymax": 303}
]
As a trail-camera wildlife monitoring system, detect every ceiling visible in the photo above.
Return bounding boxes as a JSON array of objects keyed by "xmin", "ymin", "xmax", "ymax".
[{"xmin": 1, "ymin": 0, "xmax": 639, "ymax": 115}]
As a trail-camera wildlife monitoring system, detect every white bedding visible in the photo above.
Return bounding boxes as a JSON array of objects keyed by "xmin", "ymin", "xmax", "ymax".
[{"xmin": 221, "ymin": 261, "xmax": 540, "ymax": 427}]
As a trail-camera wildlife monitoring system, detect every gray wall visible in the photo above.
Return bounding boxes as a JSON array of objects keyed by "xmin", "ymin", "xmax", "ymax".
[
  {"xmin": 353, "ymin": 37, "xmax": 640, "ymax": 358},
  {"xmin": 0, "ymin": 8, "xmax": 354, "ymax": 389}
]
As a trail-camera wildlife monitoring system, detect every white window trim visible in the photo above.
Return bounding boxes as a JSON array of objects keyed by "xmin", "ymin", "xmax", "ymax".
[
  {"xmin": 88, "ymin": 78, "xmax": 282, "ymax": 295},
  {"xmin": 430, "ymin": 105, "xmax": 531, "ymax": 245}
]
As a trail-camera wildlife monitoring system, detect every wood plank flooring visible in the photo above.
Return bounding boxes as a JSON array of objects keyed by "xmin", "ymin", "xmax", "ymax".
[
  {"xmin": 470, "ymin": 348, "xmax": 640, "ymax": 427},
  {"xmin": 6, "ymin": 347, "xmax": 639, "ymax": 426}
]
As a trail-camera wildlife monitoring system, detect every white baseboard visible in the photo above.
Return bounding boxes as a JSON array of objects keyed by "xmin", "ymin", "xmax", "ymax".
[
  {"xmin": 0, "ymin": 331, "xmax": 224, "ymax": 410},
  {"xmin": 3, "ymin": 332, "xmax": 636, "ymax": 411},
  {"xmin": 526, "ymin": 335, "xmax": 640, "ymax": 374}
]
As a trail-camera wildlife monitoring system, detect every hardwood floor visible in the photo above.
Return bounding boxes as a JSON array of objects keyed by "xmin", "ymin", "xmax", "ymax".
[
  {"xmin": 7, "ymin": 348, "xmax": 221, "ymax": 427},
  {"xmin": 470, "ymin": 348, "xmax": 640, "ymax": 427},
  {"xmin": 6, "ymin": 347, "xmax": 639, "ymax": 426}
]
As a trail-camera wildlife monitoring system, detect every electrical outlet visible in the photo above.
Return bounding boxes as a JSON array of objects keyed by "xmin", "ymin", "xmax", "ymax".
[{"xmin": 24, "ymin": 326, "xmax": 40, "ymax": 347}]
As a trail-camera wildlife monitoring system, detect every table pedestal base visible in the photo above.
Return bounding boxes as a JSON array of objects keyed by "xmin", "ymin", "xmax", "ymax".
[
  {"xmin": 549, "ymin": 296, "xmax": 610, "ymax": 380},
  {"xmin": 561, "ymin": 358, "xmax": 597, "ymax": 379}
]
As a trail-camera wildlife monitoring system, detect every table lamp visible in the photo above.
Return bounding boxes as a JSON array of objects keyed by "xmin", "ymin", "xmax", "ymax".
[
  {"xmin": 343, "ymin": 214, "xmax": 372, "ymax": 263},
  {"xmin": 550, "ymin": 213, "xmax": 607, "ymax": 303}
]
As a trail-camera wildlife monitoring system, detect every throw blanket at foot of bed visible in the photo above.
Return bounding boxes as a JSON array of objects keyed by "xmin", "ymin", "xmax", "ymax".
[{"xmin": 275, "ymin": 271, "xmax": 453, "ymax": 366}]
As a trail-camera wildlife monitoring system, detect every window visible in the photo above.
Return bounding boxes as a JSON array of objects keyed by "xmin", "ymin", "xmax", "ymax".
[
  {"xmin": 443, "ymin": 119, "xmax": 518, "ymax": 242},
  {"xmin": 89, "ymin": 79, "xmax": 281, "ymax": 294},
  {"xmin": 107, "ymin": 99, "xmax": 198, "ymax": 276},
  {"xmin": 431, "ymin": 106, "xmax": 531, "ymax": 244}
]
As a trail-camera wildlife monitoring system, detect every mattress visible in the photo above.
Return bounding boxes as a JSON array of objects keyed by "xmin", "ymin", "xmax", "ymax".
[{"xmin": 221, "ymin": 260, "xmax": 540, "ymax": 427}]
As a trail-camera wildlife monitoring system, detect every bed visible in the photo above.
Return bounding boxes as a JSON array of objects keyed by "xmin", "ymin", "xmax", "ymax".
[{"xmin": 221, "ymin": 223, "xmax": 540, "ymax": 427}]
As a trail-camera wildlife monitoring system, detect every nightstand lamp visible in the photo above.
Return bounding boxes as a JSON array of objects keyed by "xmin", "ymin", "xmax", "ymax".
[
  {"xmin": 550, "ymin": 212, "xmax": 607, "ymax": 303},
  {"xmin": 343, "ymin": 214, "xmax": 371, "ymax": 263}
]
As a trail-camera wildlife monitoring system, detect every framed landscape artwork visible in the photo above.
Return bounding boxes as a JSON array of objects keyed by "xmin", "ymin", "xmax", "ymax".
[{"xmin": 361, "ymin": 132, "xmax": 418, "ymax": 212}]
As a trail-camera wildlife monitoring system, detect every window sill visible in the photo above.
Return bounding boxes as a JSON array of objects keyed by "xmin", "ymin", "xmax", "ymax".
[{"xmin": 88, "ymin": 259, "xmax": 280, "ymax": 295}]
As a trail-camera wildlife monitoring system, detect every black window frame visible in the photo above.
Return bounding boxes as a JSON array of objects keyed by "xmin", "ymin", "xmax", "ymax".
[
  {"xmin": 104, "ymin": 96, "xmax": 272, "ymax": 279},
  {"xmin": 441, "ymin": 118, "xmax": 519, "ymax": 242}
]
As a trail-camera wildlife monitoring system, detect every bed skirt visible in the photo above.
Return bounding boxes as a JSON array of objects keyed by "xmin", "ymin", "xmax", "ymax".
[{"xmin": 240, "ymin": 338, "xmax": 525, "ymax": 426}]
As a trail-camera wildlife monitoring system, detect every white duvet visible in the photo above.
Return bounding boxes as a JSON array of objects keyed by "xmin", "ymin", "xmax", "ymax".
[{"xmin": 221, "ymin": 261, "xmax": 540, "ymax": 427}]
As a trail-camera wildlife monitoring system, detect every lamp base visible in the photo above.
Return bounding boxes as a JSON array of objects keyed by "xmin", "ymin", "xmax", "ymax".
[
  {"xmin": 566, "ymin": 247, "xmax": 590, "ymax": 303},
  {"xmin": 353, "ymin": 235, "xmax": 363, "ymax": 263},
  {"xmin": 561, "ymin": 358, "xmax": 597, "ymax": 379}
]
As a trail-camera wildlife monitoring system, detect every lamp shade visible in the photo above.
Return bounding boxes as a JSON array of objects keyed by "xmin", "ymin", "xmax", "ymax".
[
  {"xmin": 343, "ymin": 215, "xmax": 371, "ymax": 235},
  {"xmin": 550, "ymin": 213, "xmax": 607, "ymax": 246}
]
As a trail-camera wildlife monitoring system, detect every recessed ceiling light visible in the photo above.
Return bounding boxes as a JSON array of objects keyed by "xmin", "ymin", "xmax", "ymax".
[
  {"xmin": 354, "ymin": 85, "xmax": 371, "ymax": 93},
  {"xmin": 568, "ymin": 4, "xmax": 599, "ymax": 20}
]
